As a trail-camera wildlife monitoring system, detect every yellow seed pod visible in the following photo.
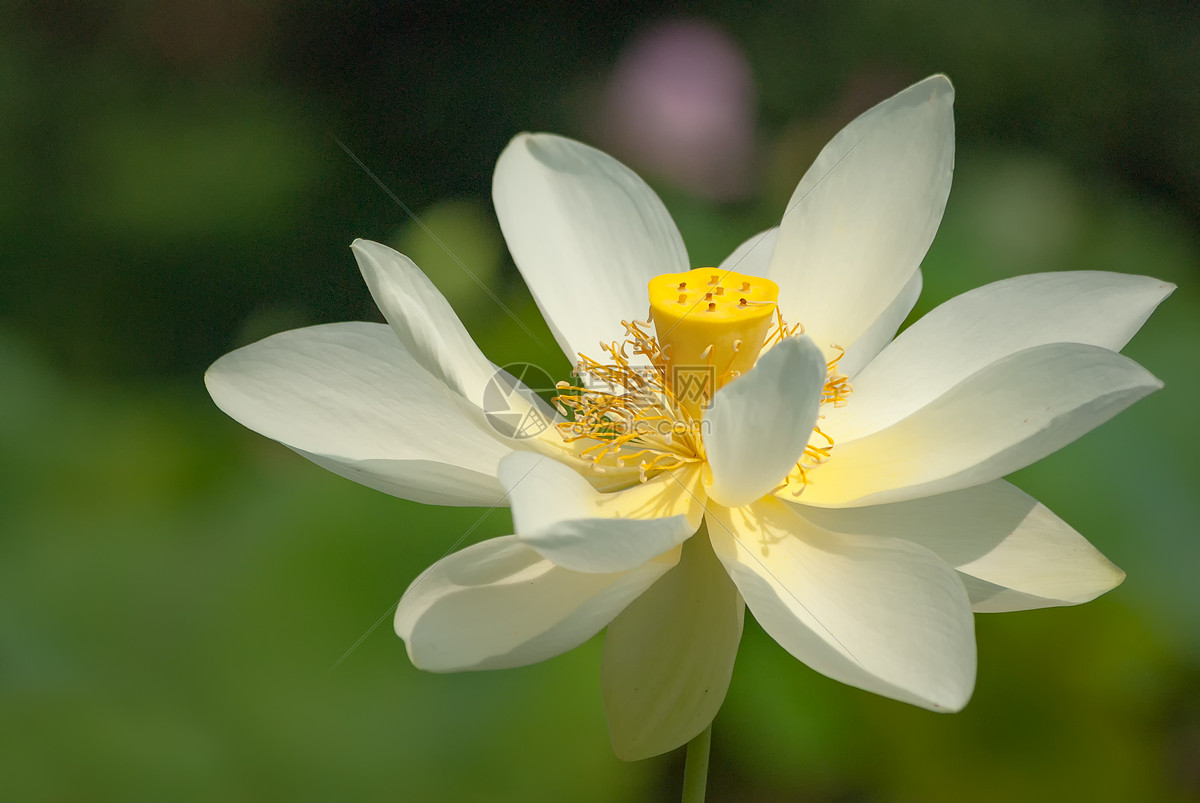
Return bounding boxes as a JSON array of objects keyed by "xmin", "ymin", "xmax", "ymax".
[{"xmin": 647, "ymin": 267, "xmax": 779, "ymax": 414}]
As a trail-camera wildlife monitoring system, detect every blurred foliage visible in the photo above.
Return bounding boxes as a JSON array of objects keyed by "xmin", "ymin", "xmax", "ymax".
[{"xmin": 2, "ymin": 1, "xmax": 1199, "ymax": 800}]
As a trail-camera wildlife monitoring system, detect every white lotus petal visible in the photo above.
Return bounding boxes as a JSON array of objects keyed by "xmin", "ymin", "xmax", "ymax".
[
  {"xmin": 768, "ymin": 75, "xmax": 953, "ymax": 360},
  {"xmin": 717, "ymin": 227, "xmax": 778, "ymax": 278},
  {"xmin": 499, "ymin": 452, "xmax": 703, "ymax": 573},
  {"xmin": 797, "ymin": 343, "xmax": 1162, "ymax": 508},
  {"xmin": 704, "ymin": 336, "xmax": 827, "ymax": 507},
  {"xmin": 828, "ymin": 271, "xmax": 1176, "ymax": 440},
  {"xmin": 205, "ymin": 322, "xmax": 512, "ymax": 506},
  {"xmin": 602, "ymin": 529, "xmax": 744, "ymax": 760},
  {"xmin": 493, "ymin": 133, "xmax": 689, "ymax": 362},
  {"xmin": 351, "ymin": 239, "xmax": 498, "ymax": 408},
  {"xmin": 958, "ymin": 575, "xmax": 1088, "ymax": 613},
  {"xmin": 794, "ymin": 480, "xmax": 1125, "ymax": 611},
  {"xmin": 353, "ymin": 240, "xmax": 568, "ymax": 460},
  {"xmin": 708, "ymin": 499, "xmax": 975, "ymax": 711},
  {"xmin": 395, "ymin": 536, "xmax": 677, "ymax": 671},
  {"xmin": 836, "ymin": 269, "xmax": 922, "ymax": 379}
]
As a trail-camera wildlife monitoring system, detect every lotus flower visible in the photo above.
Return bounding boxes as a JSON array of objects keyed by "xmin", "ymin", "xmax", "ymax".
[{"xmin": 205, "ymin": 75, "xmax": 1172, "ymax": 760}]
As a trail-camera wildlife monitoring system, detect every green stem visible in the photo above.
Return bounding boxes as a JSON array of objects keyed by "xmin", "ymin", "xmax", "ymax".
[{"xmin": 681, "ymin": 723, "xmax": 712, "ymax": 803}]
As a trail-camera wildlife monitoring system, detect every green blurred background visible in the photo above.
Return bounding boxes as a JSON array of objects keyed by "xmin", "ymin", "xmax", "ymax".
[{"xmin": 3, "ymin": 2, "xmax": 1198, "ymax": 800}]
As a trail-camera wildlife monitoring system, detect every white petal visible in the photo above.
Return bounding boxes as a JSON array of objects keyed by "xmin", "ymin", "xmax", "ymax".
[
  {"xmin": 493, "ymin": 133, "xmax": 689, "ymax": 361},
  {"xmin": 958, "ymin": 575, "xmax": 1093, "ymax": 614},
  {"xmin": 350, "ymin": 239, "xmax": 499, "ymax": 408},
  {"xmin": 704, "ymin": 336, "xmax": 827, "ymax": 507},
  {"xmin": 768, "ymin": 75, "xmax": 953, "ymax": 360},
  {"xmin": 352, "ymin": 241, "xmax": 568, "ymax": 459},
  {"xmin": 205, "ymin": 322, "xmax": 512, "ymax": 506},
  {"xmin": 708, "ymin": 499, "xmax": 975, "ymax": 711},
  {"xmin": 836, "ymin": 269, "xmax": 922, "ymax": 379},
  {"xmin": 798, "ymin": 343, "xmax": 1162, "ymax": 508},
  {"xmin": 828, "ymin": 271, "xmax": 1176, "ymax": 440},
  {"xmin": 395, "ymin": 536, "xmax": 677, "ymax": 672},
  {"xmin": 794, "ymin": 480, "xmax": 1125, "ymax": 612},
  {"xmin": 718, "ymin": 230, "xmax": 918, "ymax": 375},
  {"xmin": 602, "ymin": 529, "xmax": 744, "ymax": 760},
  {"xmin": 717, "ymin": 227, "xmax": 778, "ymax": 278},
  {"xmin": 499, "ymin": 452, "xmax": 703, "ymax": 573}
]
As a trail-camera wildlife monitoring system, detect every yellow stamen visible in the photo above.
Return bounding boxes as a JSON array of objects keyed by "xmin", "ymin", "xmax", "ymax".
[
  {"xmin": 552, "ymin": 320, "xmax": 705, "ymax": 482},
  {"xmin": 552, "ymin": 269, "xmax": 852, "ymax": 492}
]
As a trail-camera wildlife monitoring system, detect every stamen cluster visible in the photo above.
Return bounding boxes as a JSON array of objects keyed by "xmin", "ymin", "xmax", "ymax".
[
  {"xmin": 554, "ymin": 320, "xmax": 704, "ymax": 483},
  {"xmin": 553, "ymin": 312, "xmax": 852, "ymax": 492}
]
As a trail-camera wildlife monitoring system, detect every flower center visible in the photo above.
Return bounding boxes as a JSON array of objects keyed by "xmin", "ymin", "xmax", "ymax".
[
  {"xmin": 553, "ymin": 267, "xmax": 850, "ymax": 493},
  {"xmin": 646, "ymin": 267, "xmax": 779, "ymax": 417}
]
